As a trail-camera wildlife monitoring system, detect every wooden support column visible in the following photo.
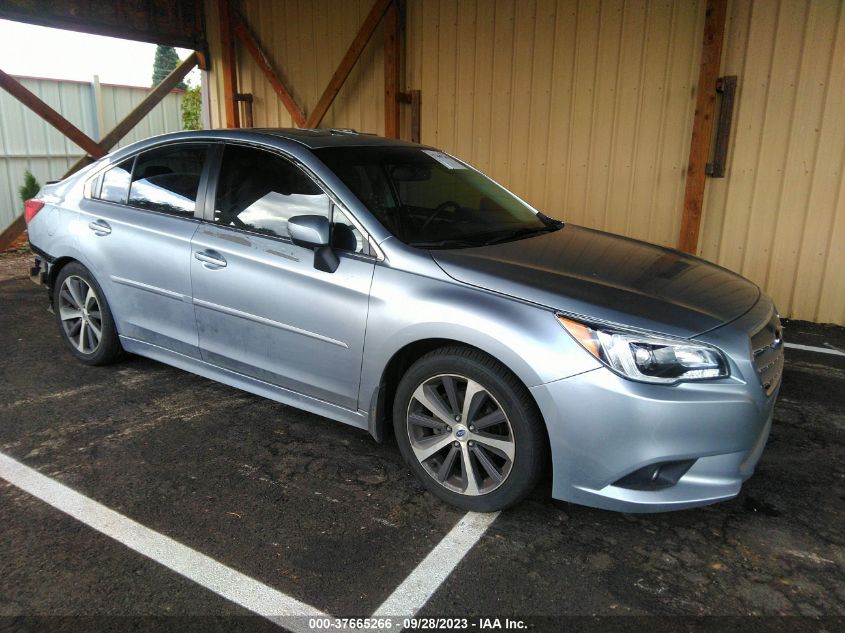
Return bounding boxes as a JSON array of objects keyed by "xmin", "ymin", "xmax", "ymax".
[
  {"xmin": 218, "ymin": 0, "xmax": 240, "ymax": 128},
  {"xmin": 383, "ymin": 0, "xmax": 400, "ymax": 138},
  {"xmin": 307, "ymin": 0, "xmax": 393, "ymax": 128},
  {"xmin": 678, "ymin": 0, "xmax": 728, "ymax": 254},
  {"xmin": 0, "ymin": 68, "xmax": 105, "ymax": 159},
  {"xmin": 398, "ymin": 90, "xmax": 421, "ymax": 143},
  {"xmin": 232, "ymin": 10, "xmax": 306, "ymax": 127},
  {"xmin": 234, "ymin": 93, "xmax": 254, "ymax": 128}
]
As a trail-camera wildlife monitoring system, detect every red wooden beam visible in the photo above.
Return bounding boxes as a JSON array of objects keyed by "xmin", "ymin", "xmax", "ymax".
[
  {"xmin": 218, "ymin": 0, "xmax": 240, "ymax": 128},
  {"xmin": 383, "ymin": 0, "xmax": 400, "ymax": 138},
  {"xmin": 0, "ymin": 68, "xmax": 106, "ymax": 159},
  {"xmin": 678, "ymin": 0, "xmax": 728, "ymax": 254},
  {"xmin": 232, "ymin": 11, "xmax": 306, "ymax": 127},
  {"xmin": 0, "ymin": 53, "xmax": 200, "ymax": 251},
  {"xmin": 0, "ymin": 216, "xmax": 25, "ymax": 253},
  {"xmin": 306, "ymin": 0, "xmax": 393, "ymax": 128}
]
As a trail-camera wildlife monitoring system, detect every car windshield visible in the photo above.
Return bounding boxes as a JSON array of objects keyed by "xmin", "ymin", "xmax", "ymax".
[{"xmin": 314, "ymin": 146, "xmax": 559, "ymax": 248}]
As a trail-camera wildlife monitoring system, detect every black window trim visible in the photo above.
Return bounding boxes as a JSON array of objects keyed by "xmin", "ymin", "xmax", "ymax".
[
  {"xmin": 202, "ymin": 140, "xmax": 382, "ymax": 260},
  {"xmin": 85, "ymin": 141, "xmax": 214, "ymax": 223}
]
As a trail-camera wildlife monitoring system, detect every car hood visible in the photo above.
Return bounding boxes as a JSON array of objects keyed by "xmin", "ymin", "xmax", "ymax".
[{"xmin": 429, "ymin": 224, "xmax": 760, "ymax": 338}]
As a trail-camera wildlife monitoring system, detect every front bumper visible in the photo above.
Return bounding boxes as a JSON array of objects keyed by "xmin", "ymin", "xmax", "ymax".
[{"xmin": 531, "ymin": 367, "xmax": 776, "ymax": 512}]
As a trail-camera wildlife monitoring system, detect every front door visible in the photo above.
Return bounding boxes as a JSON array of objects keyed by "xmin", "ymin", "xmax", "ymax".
[{"xmin": 190, "ymin": 144, "xmax": 375, "ymax": 410}]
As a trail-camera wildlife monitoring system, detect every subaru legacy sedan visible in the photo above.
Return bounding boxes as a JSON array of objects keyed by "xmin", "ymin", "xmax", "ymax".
[{"xmin": 25, "ymin": 129, "xmax": 783, "ymax": 513}]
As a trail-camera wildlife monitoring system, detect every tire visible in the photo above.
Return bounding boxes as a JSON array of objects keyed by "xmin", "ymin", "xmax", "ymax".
[
  {"xmin": 393, "ymin": 346, "xmax": 547, "ymax": 512},
  {"xmin": 53, "ymin": 262, "xmax": 123, "ymax": 366}
]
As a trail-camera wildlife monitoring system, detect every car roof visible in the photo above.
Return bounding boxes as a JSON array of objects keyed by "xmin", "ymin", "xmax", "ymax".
[
  {"xmin": 145, "ymin": 128, "xmax": 421, "ymax": 150},
  {"xmin": 252, "ymin": 128, "xmax": 421, "ymax": 149}
]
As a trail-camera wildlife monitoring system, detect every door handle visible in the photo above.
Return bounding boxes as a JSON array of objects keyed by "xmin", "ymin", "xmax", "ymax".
[
  {"xmin": 194, "ymin": 250, "xmax": 227, "ymax": 269},
  {"xmin": 88, "ymin": 219, "xmax": 111, "ymax": 236}
]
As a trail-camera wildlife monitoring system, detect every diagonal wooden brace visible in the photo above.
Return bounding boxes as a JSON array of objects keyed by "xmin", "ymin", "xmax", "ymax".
[
  {"xmin": 232, "ymin": 11, "xmax": 306, "ymax": 127},
  {"xmin": 0, "ymin": 68, "xmax": 106, "ymax": 159}
]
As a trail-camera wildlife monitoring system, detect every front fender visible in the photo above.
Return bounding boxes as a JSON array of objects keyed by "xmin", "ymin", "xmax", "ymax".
[{"xmin": 358, "ymin": 263, "xmax": 601, "ymax": 417}]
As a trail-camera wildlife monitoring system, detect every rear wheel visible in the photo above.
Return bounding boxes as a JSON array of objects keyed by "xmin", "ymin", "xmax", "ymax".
[
  {"xmin": 53, "ymin": 262, "xmax": 123, "ymax": 365},
  {"xmin": 393, "ymin": 347, "xmax": 546, "ymax": 512}
]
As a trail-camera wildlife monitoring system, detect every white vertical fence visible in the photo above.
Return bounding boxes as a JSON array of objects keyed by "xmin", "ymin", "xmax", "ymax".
[{"xmin": 0, "ymin": 75, "xmax": 184, "ymax": 234}]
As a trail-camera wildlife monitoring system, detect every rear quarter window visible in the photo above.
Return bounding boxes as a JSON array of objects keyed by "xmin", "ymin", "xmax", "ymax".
[{"xmin": 95, "ymin": 158, "xmax": 133, "ymax": 204}]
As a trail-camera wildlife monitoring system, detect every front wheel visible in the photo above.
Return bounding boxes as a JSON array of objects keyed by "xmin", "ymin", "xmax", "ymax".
[
  {"xmin": 53, "ymin": 262, "xmax": 123, "ymax": 366},
  {"xmin": 393, "ymin": 347, "xmax": 547, "ymax": 512}
]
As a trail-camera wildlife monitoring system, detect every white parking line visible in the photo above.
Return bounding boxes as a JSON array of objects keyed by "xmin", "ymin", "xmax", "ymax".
[
  {"xmin": 0, "ymin": 452, "xmax": 328, "ymax": 632},
  {"xmin": 784, "ymin": 342, "xmax": 845, "ymax": 357},
  {"xmin": 372, "ymin": 511, "xmax": 499, "ymax": 619},
  {"xmin": 1, "ymin": 450, "xmax": 497, "ymax": 629}
]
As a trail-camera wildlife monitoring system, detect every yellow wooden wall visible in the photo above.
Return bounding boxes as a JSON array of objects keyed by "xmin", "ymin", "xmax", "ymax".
[
  {"xmin": 404, "ymin": 0, "xmax": 707, "ymax": 249},
  {"xmin": 700, "ymin": 0, "xmax": 845, "ymax": 324},
  {"xmin": 204, "ymin": 0, "xmax": 385, "ymax": 132},
  {"xmin": 206, "ymin": 0, "xmax": 845, "ymax": 324}
]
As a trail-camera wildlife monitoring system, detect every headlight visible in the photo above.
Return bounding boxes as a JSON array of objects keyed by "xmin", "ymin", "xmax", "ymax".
[{"xmin": 557, "ymin": 315, "xmax": 729, "ymax": 384}]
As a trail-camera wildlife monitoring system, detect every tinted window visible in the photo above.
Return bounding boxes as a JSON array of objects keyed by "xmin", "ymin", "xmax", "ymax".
[
  {"xmin": 128, "ymin": 145, "xmax": 207, "ymax": 217},
  {"xmin": 315, "ymin": 146, "xmax": 554, "ymax": 248},
  {"xmin": 214, "ymin": 145, "xmax": 330, "ymax": 239},
  {"xmin": 97, "ymin": 158, "xmax": 133, "ymax": 204}
]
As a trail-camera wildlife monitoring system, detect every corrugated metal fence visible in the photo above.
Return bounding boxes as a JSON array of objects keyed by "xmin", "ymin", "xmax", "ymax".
[{"xmin": 0, "ymin": 75, "xmax": 184, "ymax": 233}]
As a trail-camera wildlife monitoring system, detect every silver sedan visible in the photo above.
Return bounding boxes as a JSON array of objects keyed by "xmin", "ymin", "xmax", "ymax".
[{"xmin": 25, "ymin": 129, "xmax": 783, "ymax": 513}]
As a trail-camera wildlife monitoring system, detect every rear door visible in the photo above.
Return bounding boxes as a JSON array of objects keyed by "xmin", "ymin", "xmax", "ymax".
[
  {"xmin": 190, "ymin": 143, "xmax": 375, "ymax": 410},
  {"xmin": 78, "ymin": 143, "xmax": 211, "ymax": 358}
]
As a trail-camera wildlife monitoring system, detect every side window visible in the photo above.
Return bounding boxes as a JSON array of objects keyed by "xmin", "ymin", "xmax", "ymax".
[
  {"xmin": 96, "ymin": 158, "xmax": 133, "ymax": 204},
  {"xmin": 332, "ymin": 207, "xmax": 366, "ymax": 254},
  {"xmin": 213, "ymin": 145, "xmax": 330, "ymax": 239},
  {"xmin": 128, "ymin": 145, "xmax": 207, "ymax": 217}
]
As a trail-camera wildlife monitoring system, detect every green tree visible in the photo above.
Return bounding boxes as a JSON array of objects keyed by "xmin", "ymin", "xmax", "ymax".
[
  {"xmin": 152, "ymin": 45, "xmax": 187, "ymax": 89},
  {"xmin": 18, "ymin": 170, "xmax": 40, "ymax": 203},
  {"xmin": 181, "ymin": 85, "xmax": 203, "ymax": 130}
]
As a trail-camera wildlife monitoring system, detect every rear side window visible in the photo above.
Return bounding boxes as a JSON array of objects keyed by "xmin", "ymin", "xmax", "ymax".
[
  {"xmin": 128, "ymin": 145, "xmax": 208, "ymax": 217},
  {"xmin": 213, "ymin": 145, "xmax": 330, "ymax": 239},
  {"xmin": 97, "ymin": 158, "xmax": 133, "ymax": 203}
]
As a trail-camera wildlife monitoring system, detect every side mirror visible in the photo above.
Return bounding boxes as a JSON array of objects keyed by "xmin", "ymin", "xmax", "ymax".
[
  {"xmin": 288, "ymin": 215, "xmax": 330, "ymax": 248},
  {"xmin": 287, "ymin": 215, "xmax": 339, "ymax": 273}
]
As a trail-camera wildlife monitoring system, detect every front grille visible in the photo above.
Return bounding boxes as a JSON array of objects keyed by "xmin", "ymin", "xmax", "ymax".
[{"xmin": 750, "ymin": 311, "xmax": 784, "ymax": 396}]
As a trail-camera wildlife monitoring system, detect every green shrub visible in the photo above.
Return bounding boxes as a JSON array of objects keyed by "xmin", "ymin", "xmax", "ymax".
[
  {"xmin": 182, "ymin": 85, "xmax": 202, "ymax": 131},
  {"xmin": 19, "ymin": 170, "xmax": 40, "ymax": 203}
]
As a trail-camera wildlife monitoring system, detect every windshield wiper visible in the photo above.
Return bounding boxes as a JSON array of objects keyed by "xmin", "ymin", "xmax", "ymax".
[
  {"xmin": 481, "ymin": 224, "xmax": 560, "ymax": 246},
  {"xmin": 408, "ymin": 238, "xmax": 485, "ymax": 249}
]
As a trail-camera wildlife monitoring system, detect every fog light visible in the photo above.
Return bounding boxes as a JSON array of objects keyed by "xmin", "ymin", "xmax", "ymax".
[{"xmin": 613, "ymin": 459, "xmax": 696, "ymax": 490}]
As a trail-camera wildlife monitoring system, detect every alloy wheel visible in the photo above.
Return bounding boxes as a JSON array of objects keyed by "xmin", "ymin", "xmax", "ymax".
[
  {"xmin": 406, "ymin": 373, "xmax": 515, "ymax": 496},
  {"xmin": 58, "ymin": 275, "xmax": 103, "ymax": 355}
]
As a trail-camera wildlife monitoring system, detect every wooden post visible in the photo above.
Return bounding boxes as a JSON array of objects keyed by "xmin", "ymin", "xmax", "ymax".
[
  {"xmin": 678, "ymin": 0, "xmax": 728, "ymax": 254},
  {"xmin": 306, "ymin": 0, "xmax": 393, "ymax": 128},
  {"xmin": 232, "ymin": 10, "xmax": 306, "ymax": 127},
  {"xmin": 398, "ymin": 90, "xmax": 421, "ymax": 143},
  {"xmin": 0, "ymin": 68, "xmax": 105, "ymax": 159},
  {"xmin": 384, "ymin": 0, "xmax": 400, "ymax": 138},
  {"xmin": 218, "ymin": 0, "xmax": 240, "ymax": 128},
  {"xmin": 234, "ymin": 93, "xmax": 254, "ymax": 128}
]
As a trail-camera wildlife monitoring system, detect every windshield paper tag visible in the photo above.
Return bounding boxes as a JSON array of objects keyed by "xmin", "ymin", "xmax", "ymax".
[{"xmin": 422, "ymin": 150, "xmax": 467, "ymax": 169}]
